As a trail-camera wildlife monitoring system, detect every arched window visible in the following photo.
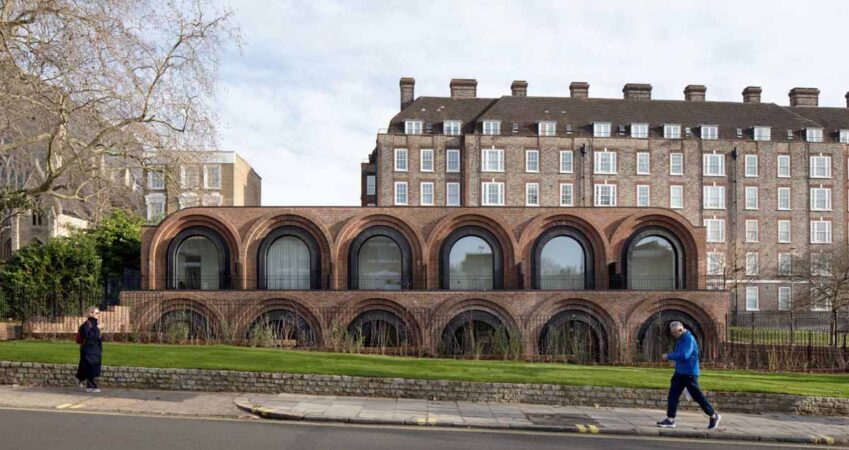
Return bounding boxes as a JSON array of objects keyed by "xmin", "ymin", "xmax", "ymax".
[
  {"xmin": 258, "ymin": 226, "xmax": 321, "ymax": 289},
  {"xmin": 533, "ymin": 227, "xmax": 594, "ymax": 290},
  {"xmin": 441, "ymin": 227, "xmax": 503, "ymax": 290},
  {"xmin": 347, "ymin": 310, "xmax": 410, "ymax": 347},
  {"xmin": 167, "ymin": 227, "xmax": 230, "ymax": 290},
  {"xmin": 2, "ymin": 239, "xmax": 11, "ymax": 261},
  {"xmin": 348, "ymin": 226, "xmax": 412, "ymax": 290},
  {"xmin": 625, "ymin": 228, "xmax": 684, "ymax": 290}
]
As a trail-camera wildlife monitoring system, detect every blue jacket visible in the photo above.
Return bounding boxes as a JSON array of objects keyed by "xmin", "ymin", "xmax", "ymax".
[{"xmin": 665, "ymin": 330, "xmax": 700, "ymax": 376}]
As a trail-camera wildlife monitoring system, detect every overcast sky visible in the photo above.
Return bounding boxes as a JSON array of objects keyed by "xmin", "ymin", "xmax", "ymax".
[{"xmin": 213, "ymin": 0, "xmax": 849, "ymax": 206}]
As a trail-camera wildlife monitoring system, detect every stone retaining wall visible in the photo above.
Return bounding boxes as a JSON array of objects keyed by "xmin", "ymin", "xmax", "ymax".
[{"xmin": 1, "ymin": 361, "xmax": 846, "ymax": 416}]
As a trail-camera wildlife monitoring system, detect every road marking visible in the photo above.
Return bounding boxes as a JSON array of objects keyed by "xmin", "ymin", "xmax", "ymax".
[
  {"xmin": 575, "ymin": 424, "xmax": 587, "ymax": 433},
  {"xmin": 56, "ymin": 403, "xmax": 73, "ymax": 409},
  {"xmin": 69, "ymin": 404, "xmax": 84, "ymax": 409},
  {"xmin": 815, "ymin": 434, "xmax": 835, "ymax": 445},
  {"xmin": 588, "ymin": 425, "xmax": 600, "ymax": 434},
  {"xmin": 416, "ymin": 418, "xmax": 426, "ymax": 425}
]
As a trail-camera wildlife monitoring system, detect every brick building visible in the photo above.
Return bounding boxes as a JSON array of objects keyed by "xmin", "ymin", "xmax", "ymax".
[{"xmin": 362, "ymin": 78, "xmax": 849, "ymax": 312}]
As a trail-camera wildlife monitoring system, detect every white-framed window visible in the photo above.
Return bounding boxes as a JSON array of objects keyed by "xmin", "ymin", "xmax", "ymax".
[
  {"xmin": 745, "ymin": 186, "xmax": 758, "ymax": 210},
  {"xmin": 525, "ymin": 150, "xmax": 539, "ymax": 173},
  {"xmin": 777, "ymin": 155, "xmax": 791, "ymax": 177},
  {"xmin": 394, "ymin": 182, "xmax": 408, "ymax": 205},
  {"xmin": 446, "ymin": 182, "xmax": 460, "ymax": 206},
  {"xmin": 664, "ymin": 124, "xmax": 681, "ymax": 139},
  {"xmin": 560, "ymin": 183, "xmax": 574, "ymax": 206},
  {"xmin": 670, "ymin": 153, "xmax": 683, "ymax": 175},
  {"xmin": 701, "ymin": 125, "xmax": 718, "ymax": 140},
  {"xmin": 707, "ymin": 252, "xmax": 725, "ymax": 275},
  {"xmin": 446, "ymin": 149, "xmax": 460, "ymax": 172},
  {"xmin": 745, "ymin": 220, "xmax": 759, "ymax": 242},
  {"xmin": 560, "ymin": 150, "xmax": 574, "ymax": 173},
  {"xmin": 145, "ymin": 194, "xmax": 166, "ymax": 222},
  {"xmin": 420, "ymin": 182, "xmax": 434, "ymax": 206},
  {"xmin": 636, "ymin": 152, "xmax": 650, "ymax": 175},
  {"xmin": 704, "ymin": 219, "xmax": 725, "ymax": 243},
  {"xmin": 366, "ymin": 175, "xmax": 376, "ymax": 196},
  {"xmin": 746, "ymin": 286, "xmax": 759, "ymax": 311},
  {"xmin": 778, "ymin": 220, "xmax": 791, "ymax": 243},
  {"xmin": 669, "ymin": 185, "xmax": 683, "ymax": 209},
  {"xmin": 481, "ymin": 182, "xmax": 505, "ymax": 206},
  {"xmin": 744, "ymin": 154, "xmax": 758, "ymax": 177},
  {"xmin": 593, "ymin": 122, "xmax": 611, "ymax": 138},
  {"xmin": 746, "ymin": 252, "xmax": 759, "ymax": 276},
  {"xmin": 754, "ymin": 126, "xmax": 771, "ymax": 141},
  {"xmin": 394, "ymin": 148, "xmax": 408, "ymax": 172},
  {"xmin": 631, "ymin": 123, "xmax": 649, "ymax": 139},
  {"xmin": 526, "ymin": 183, "xmax": 540, "ymax": 206},
  {"xmin": 810, "ymin": 188, "xmax": 832, "ymax": 211},
  {"xmin": 538, "ymin": 121, "xmax": 557, "ymax": 136},
  {"xmin": 203, "ymin": 165, "xmax": 221, "ymax": 190},
  {"xmin": 482, "ymin": 120, "xmax": 501, "ymax": 135},
  {"xmin": 405, "ymin": 120, "xmax": 423, "ymax": 135},
  {"xmin": 703, "ymin": 185, "xmax": 726, "ymax": 209},
  {"xmin": 420, "ymin": 149, "xmax": 434, "ymax": 172},
  {"xmin": 810, "ymin": 220, "xmax": 832, "ymax": 243},
  {"xmin": 147, "ymin": 170, "xmax": 165, "ymax": 190},
  {"xmin": 481, "ymin": 148, "xmax": 504, "ymax": 172},
  {"xmin": 180, "ymin": 165, "xmax": 200, "ymax": 189},
  {"xmin": 444, "ymin": 120, "xmax": 462, "ymax": 136},
  {"xmin": 594, "ymin": 150, "xmax": 617, "ymax": 174},
  {"xmin": 810, "ymin": 156, "xmax": 832, "ymax": 178},
  {"xmin": 636, "ymin": 185, "xmax": 650, "ymax": 207},
  {"xmin": 840, "ymin": 129, "xmax": 849, "ymax": 144},
  {"xmin": 703, "ymin": 153, "xmax": 725, "ymax": 176},
  {"xmin": 778, "ymin": 253, "xmax": 793, "ymax": 276},
  {"xmin": 778, "ymin": 287, "xmax": 792, "ymax": 311},
  {"xmin": 178, "ymin": 192, "xmax": 199, "ymax": 209},
  {"xmin": 777, "ymin": 187, "xmax": 791, "ymax": 210},
  {"xmin": 593, "ymin": 184, "xmax": 617, "ymax": 207},
  {"xmin": 806, "ymin": 128, "xmax": 824, "ymax": 143}
]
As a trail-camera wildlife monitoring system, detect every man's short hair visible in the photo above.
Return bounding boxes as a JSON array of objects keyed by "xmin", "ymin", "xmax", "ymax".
[{"xmin": 669, "ymin": 321, "xmax": 684, "ymax": 331}]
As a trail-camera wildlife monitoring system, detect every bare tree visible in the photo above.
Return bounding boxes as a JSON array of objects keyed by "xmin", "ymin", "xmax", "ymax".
[
  {"xmin": 708, "ymin": 244, "xmax": 761, "ymax": 312},
  {"xmin": 0, "ymin": 0, "xmax": 238, "ymax": 225},
  {"xmin": 793, "ymin": 241, "xmax": 849, "ymax": 347}
]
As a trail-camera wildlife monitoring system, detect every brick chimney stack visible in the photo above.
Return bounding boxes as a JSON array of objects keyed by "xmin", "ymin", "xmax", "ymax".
[
  {"xmin": 569, "ymin": 82, "xmax": 589, "ymax": 99},
  {"xmin": 742, "ymin": 86, "xmax": 762, "ymax": 104},
  {"xmin": 623, "ymin": 83, "xmax": 652, "ymax": 100},
  {"xmin": 789, "ymin": 87, "xmax": 820, "ymax": 107},
  {"xmin": 511, "ymin": 80, "xmax": 528, "ymax": 97},
  {"xmin": 684, "ymin": 85, "xmax": 707, "ymax": 102},
  {"xmin": 449, "ymin": 79, "xmax": 477, "ymax": 98},
  {"xmin": 400, "ymin": 77, "xmax": 415, "ymax": 110}
]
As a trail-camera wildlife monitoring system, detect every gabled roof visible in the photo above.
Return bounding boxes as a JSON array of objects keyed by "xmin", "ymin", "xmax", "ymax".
[{"xmin": 388, "ymin": 97, "xmax": 497, "ymax": 134}]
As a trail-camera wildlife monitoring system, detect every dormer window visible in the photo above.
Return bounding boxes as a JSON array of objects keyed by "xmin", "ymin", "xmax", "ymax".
[
  {"xmin": 701, "ymin": 125, "xmax": 718, "ymax": 140},
  {"xmin": 443, "ymin": 120, "xmax": 461, "ymax": 136},
  {"xmin": 482, "ymin": 120, "xmax": 501, "ymax": 135},
  {"xmin": 593, "ymin": 122, "xmax": 611, "ymax": 138},
  {"xmin": 753, "ymin": 126, "xmax": 771, "ymax": 141},
  {"xmin": 841, "ymin": 130, "xmax": 849, "ymax": 144},
  {"xmin": 631, "ymin": 123, "xmax": 648, "ymax": 139},
  {"xmin": 404, "ymin": 120, "xmax": 423, "ymax": 135},
  {"xmin": 806, "ymin": 128, "xmax": 824, "ymax": 143},
  {"xmin": 538, "ymin": 121, "xmax": 557, "ymax": 136},
  {"xmin": 663, "ymin": 124, "xmax": 681, "ymax": 139}
]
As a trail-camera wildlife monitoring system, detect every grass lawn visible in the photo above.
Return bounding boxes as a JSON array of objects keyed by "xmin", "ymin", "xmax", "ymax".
[{"xmin": 1, "ymin": 340, "xmax": 848, "ymax": 398}]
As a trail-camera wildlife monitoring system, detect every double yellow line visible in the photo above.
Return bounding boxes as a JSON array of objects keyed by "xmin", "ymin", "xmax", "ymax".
[{"xmin": 575, "ymin": 424, "xmax": 600, "ymax": 434}]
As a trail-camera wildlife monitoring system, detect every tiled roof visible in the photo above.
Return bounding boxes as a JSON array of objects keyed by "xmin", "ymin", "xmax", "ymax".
[
  {"xmin": 787, "ymin": 106, "xmax": 849, "ymax": 133},
  {"xmin": 388, "ymin": 97, "xmax": 497, "ymax": 134}
]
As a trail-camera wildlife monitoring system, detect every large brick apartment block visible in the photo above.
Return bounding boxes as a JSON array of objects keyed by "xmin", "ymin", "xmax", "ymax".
[{"xmin": 362, "ymin": 78, "xmax": 849, "ymax": 313}]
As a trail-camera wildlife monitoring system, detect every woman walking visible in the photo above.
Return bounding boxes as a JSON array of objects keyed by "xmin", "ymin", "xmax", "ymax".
[{"xmin": 75, "ymin": 306, "xmax": 103, "ymax": 393}]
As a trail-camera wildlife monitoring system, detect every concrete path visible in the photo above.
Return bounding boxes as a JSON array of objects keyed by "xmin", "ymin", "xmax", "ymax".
[{"xmin": 235, "ymin": 392, "xmax": 849, "ymax": 447}]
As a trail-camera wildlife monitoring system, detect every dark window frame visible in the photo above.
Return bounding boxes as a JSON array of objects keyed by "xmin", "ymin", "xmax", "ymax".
[
  {"xmin": 348, "ymin": 226, "xmax": 413, "ymax": 290},
  {"xmin": 622, "ymin": 227, "xmax": 685, "ymax": 290},
  {"xmin": 439, "ymin": 226, "xmax": 504, "ymax": 290},
  {"xmin": 532, "ymin": 226, "xmax": 595, "ymax": 290},
  {"xmin": 257, "ymin": 226, "xmax": 321, "ymax": 290},
  {"xmin": 166, "ymin": 226, "xmax": 231, "ymax": 289}
]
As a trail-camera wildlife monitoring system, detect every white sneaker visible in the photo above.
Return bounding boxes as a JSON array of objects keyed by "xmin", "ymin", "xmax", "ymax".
[{"xmin": 86, "ymin": 388, "xmax": 101, "ymax": 393}]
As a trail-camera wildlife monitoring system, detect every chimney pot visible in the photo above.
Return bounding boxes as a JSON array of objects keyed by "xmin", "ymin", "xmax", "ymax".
[
  {"xmin": 684, "ymin": 84, "xmax": 707, "ymax": 102},
  {"xmin": 845, "ymin": 91, "xmax": 849, "ymax": 108},
  {"xmin": 789, "ymin": 87, "xmax": 820, "ymax": 107},
  {"xmin": 399, "ymin": 77, "xmax": 415, "ymax": 110},
  {"xmin": 623, "ymin": 83, "xmax": 652, "ymax": 100},
  {"xmin": 449, "ymin": 78, "xmax": 477, "ymax": 98},
  {"xmin": 742, "ymin": 86, "xmax": 762, "ymax": 104},
  {"xmin": 511, "ymin": 80, "xmax": 528, "ymax": 97},
  {"xmin": 569, "ymin": 81, "xmax": 589, "ymax": 99}
]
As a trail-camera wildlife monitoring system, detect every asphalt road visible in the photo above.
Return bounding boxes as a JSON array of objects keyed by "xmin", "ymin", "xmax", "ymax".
[{"xmin": 0, "ymin": 408, "xmax": 833, "ymax": 450}]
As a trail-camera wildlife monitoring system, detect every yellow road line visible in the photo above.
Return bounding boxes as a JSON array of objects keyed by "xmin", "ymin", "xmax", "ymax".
[
  {"xmin": 69, "ymin": 404, "xmax": 84, "ymax": 409},
  {"xmin": 588, "ymin": 424, "xmax": 600, "ymax": 434},
  {"xmin": 575, "ymin": 424, "xmax": 587, "ymax": 433},
  {"xmin": 55, "ymin": 403, "xmax": 73, "ymax": 409}
]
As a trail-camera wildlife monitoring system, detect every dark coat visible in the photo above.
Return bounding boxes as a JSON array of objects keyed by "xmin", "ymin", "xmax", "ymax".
[{"xmin": 75, "ymin": 318, "xmax": 102, "ymax": 381}]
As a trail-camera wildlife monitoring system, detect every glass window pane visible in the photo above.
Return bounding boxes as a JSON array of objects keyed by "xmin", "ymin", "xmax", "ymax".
[
  {"xmin": 175, "ymin": 236, "xmax": 221, "ymax": 290},
  {"xmin": 449, "ymin": 236, "xmax": 493, "ymax": 290},
  {"xmin": 539, "ymin": 236, "xmax": 585, "ymax": 289},
  {"xmin": 358, "ymin": 236, "xmax": 402, "ymax": 290},
  {"xmin": 629, "ymin": 236, "xmax": 675, "ymax": 290},
  {"xmin": 266, "ymin": 236, "xmax": 311, "ymax": 289}
]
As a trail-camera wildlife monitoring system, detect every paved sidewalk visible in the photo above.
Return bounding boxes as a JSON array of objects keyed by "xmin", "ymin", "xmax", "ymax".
[{"xmin": 235, "ymin": 393, "xmax": 849, "ymax": 446}]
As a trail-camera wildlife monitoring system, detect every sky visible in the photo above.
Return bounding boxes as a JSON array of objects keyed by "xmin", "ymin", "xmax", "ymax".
[{"xmin": 212, "ymin": 0, "xmax": 849, "ymax": 206}]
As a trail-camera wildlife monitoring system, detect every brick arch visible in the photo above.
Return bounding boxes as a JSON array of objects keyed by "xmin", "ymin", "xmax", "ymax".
[
  {"xmin": 335, "ymin": 214, "xmax": 424, "ymax": 289},
  {"xmin": 234, "ymin": 297, "xmax": 322, "ymax": 346},
  {"xmin": 425, "ymin": 213, "xmax": 518, "ymax": 289},
  {"xmin": 332, "ymin": 298, "xmax": 423, "ymax": 347},
  {"xmin": 136, "ymin": 296, "xmax": 225, "ymax": 337},
  {"xmin": 432, "ymin": 297, "xmax": 521, "ymax": 356},
  {"xmin": 148, "ymin": 211, "xmax": 242, "ymax": 289},
  {"xmin": 243, "ymin": 214, "xmax": 333, "ymax": 289},
  {"xmin": 518, "ymin": 213, "xmax": 610, "ymax": 290},
  {"xmin": 609, "ymin": 212, "xmax": 702, "ymax": 290},
  {"xmin": 626, "ymin": 297, "xmax": 720, "ymax": 359},
  {"xmin": 526, "ymin": 297, "xmax": 620, "ymax": 359}
]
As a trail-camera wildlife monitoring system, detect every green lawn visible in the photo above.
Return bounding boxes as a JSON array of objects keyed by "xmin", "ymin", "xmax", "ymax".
[{"xmin": 1, "ymin": 340, "xmax": 848, "ymax": 398}]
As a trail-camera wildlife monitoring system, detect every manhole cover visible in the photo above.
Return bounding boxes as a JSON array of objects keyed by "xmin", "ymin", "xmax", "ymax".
[{"xmin": 526, "ymin": 413, "xmax": 598, "ymax": 427}]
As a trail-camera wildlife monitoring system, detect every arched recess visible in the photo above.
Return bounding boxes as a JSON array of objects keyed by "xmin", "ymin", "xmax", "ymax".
[
  {"xmin": 166, "ymin": 226, "xmax": 232, "ymax": 289},
  {"xmin": 147, "ymin": 299, "xmax": 223, "ymax": 341},
  {"xmin": 2, "ymin": 239, "xmax": 11, "ymax": 261},
  {"xmin": 257, "ymin": 226, "xmax": 321, "ymax": 289},
  {"xmin": 622, "ymin": 226, "xmax": 685, "ymax": 290},
  {"xmin": 434, "ymin": 298, "xmax": 519, "ymax": 356},
  {"xmin": 538, "ymin": 309, "xmax": 608, "ymax": 363},
  {"xmin": 348, "ymin": 226, "xmax": 413, "ymax": 290},
  {"xmin": 532, "ymin": 226, "xmax": 595, "ymax": 290},
  {"xmin": 236, "ymin": 298, "xmax": 321, "ymax": 347},
  {"xmin": 635, "ymin": 309, "xmax": 706, "ymax": 362},
  {"xmin": 440, "ymin": 226, "xmax": 503, "ymax": 290},
  {"xmin": 347, "ymin": 310, "xmax": 411, "ymax": 348}
]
